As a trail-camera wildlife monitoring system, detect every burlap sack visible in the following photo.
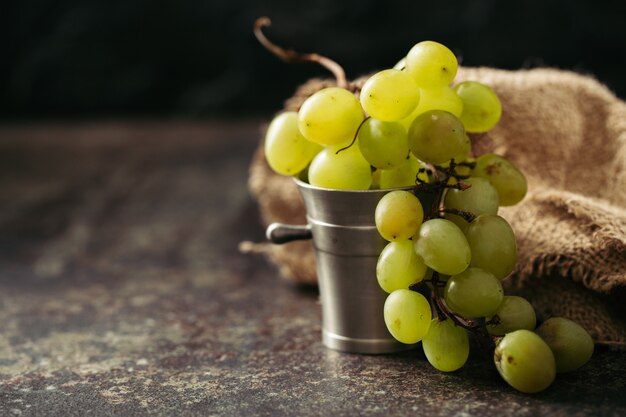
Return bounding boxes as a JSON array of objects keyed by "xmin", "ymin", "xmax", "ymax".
[{"xmin": 246, "ymin": 67, "xmax": 626, "ymax": 348}]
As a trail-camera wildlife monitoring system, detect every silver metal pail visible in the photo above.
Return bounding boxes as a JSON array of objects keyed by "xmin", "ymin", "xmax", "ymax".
[{"xmin": 266, "ymin": 178, "xmax": 434, "ymax": 354}]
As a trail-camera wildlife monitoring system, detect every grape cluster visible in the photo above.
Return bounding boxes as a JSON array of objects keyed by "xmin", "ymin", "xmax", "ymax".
[{"xmin": 259, "ymin": 24, "xmax": 594, "ymax": 394}]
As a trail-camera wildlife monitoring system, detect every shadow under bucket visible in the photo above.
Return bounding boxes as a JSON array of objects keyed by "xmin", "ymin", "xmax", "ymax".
[{"xmin": 267, "ymin": 178, "xmax": 434, "ymax": 354}]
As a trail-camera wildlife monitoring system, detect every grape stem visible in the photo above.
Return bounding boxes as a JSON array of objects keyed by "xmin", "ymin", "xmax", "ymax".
[
  {"xmin": 335, "ymin": 117, "xmax": 370, "ymax": 154},
  {"xmin": 408, "ymin": 159, "xmax": 499, "ymax": 347},
  {"xmin": 413, "ymin": 159, "xmax": 475, "ymax": 220},
  {"xmin": 254, "ymin": 17, "xmax": 349, "ymax": 89}
]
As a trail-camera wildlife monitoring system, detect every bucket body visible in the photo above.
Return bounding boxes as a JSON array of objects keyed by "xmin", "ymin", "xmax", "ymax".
[{"xmin": 267, "ymin": 178, "xmax": 434, "ymax": 354}]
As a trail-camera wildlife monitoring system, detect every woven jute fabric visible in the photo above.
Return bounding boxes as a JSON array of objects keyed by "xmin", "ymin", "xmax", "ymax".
[{"xmin": 247, "ymin": 67, "xmax": 626, "ymax": 348}]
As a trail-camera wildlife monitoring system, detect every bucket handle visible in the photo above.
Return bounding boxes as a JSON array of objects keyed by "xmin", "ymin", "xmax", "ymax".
[{"xmin": 266, "ymin": 223, "xmax": 312, "ymax": 244}]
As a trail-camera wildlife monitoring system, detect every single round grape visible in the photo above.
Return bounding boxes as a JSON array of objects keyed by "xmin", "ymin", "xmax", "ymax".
[
  {"xmin": 494, "ymin": 330, "xmax": 556, "ymax": 394},
  {"xmin": 444, "ymin": 267, "xmax": 503, "ymax": 318},
  {"xmin": 379, "ymin": 155, "xmax": 430, "ymax": 189},
  {"xmin": 393, "ymin": 57, "xmax": 406, "ymax": 70},
  {"xmin": 375, "ymin": 190, "xmax": 424, "ymax": 241},
  {"xmin": 536, "ymin": 317, "xmax": 594, "ymax": 373},
  {"xmin": 454, "ymin": 81, "xmax": 502, "ymax": 133},
  {"xmin": 444, "ymin": 177, "xmax": 499, "ymax": 230},
  {"xmin": 298, "ymin": 87, "xmax": 364, "ymax": 146},
  {"xmin": 414, "ymin": 218, "xmax": 471, "ymax": 276},
  {"xmin": 486, "ymin": 296, "xmax": 537, "ymax": 336},
  {"xmin": 370, "ymin": 168, "xmax": 382, "ymax": 189},
  {"xmin": 408, "ymin": 110, "xmax": 469, "ymax": 165},
  {"xmin": 399, "ymin": 86, "xmax": 463, "ymax": 130},
  {"xmin": 358, "ymin": 118, "xmax": 409, "ymax": 169},
  {"xmin": 472, "ymin": 154, "xmax": 527, "ymax": 206},
  {"xmin": 264, "ymin": 112, "xmax": 322, "ymax": 176},
  {"xmin": 465, "ymin": 214, "xmax": 517, "ymax": 280},
  {"xmin": 308, "ymin": 144, "xmax": 372, "ymax": 190},
  {"xmin": 405, "ymin": 41, "xmax": 458, "ymax": 88},
  {"xmin": 360, "ymin": 69, "xmax": 420, "ymax": 121},
  {"xmin": 376, "ymin": 240, "xmax": 427, "ymax": 293},
  {"xmin": 422, "ymin": 318, "xmax": 469, "ymax": 372},
  {"xmin": 384, "ymin": 289, "xmax": 432, "ymax": 344}
]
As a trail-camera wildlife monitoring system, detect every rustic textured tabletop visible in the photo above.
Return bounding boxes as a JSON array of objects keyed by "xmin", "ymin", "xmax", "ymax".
[{"xmin": 0, "ymin": 121, "xmax": 624, "ymax": 416}]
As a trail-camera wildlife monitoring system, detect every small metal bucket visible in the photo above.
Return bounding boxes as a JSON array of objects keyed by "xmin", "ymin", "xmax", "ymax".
[{"xmin": 266, "ymin": 178, "xmax": 434, "ymax": 354}]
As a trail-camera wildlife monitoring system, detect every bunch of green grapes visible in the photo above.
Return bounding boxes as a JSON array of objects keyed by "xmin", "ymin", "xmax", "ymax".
[{"xmin": 259, "ymin": 28, "xmax": 594, "ymax": 394}]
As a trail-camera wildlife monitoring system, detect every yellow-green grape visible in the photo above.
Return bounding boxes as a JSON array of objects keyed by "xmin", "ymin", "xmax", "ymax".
[
  {"xmin": 375, "ymin": 190, "xmax": 424, "ymax": 241},
  {"xmin": 360, "ymin": 69, "xmax": 420, "ymax": 121},
  {"xmin": 422, "ymin": 318, "xmax": 469, "ymax": 372},
  {"xmin": 298, "ymin": 87, "xmax": 364, "ymax": 146},
  {"xmin": 379, "ymin": 155, "xmax": 429, "ymax": 189},
  {"xmin": 408, "ymin": 110, "xmax": 470, "ymax": 165},
  {"xmin": 393, "ymin": 57, "xmax": 406, "ymax": 70},
  {"xmin": 264, "ymin": 112, "xmax": 322, "ymax": 176},
  {"xmin": 308, "ymin": 144, "xmax": 372, "ymax": 190},
  {"xmin": 454, "ymin": 148, "xmax": 474, "ymax": 177},
  {"xmin": 399, "ymin": 86, "xmax": 463, "ymax": 130},
  {"xmin": 486, "ymin": 296, "xmax": 536, "ymax": 336},
  {"xmin": 405, "ymin": 41, "xmax": 458, "ymax": 88},
  {"xmin": 357, "ymin": 118, "xmax": 409, "ymax": 169},
  {"xmin": 414, "ymin": 218, "xmax": 471, "ymax": 276},
  {"xmin": 536, "ymin": 317, "xmax": 594, "ymax": 373},
  {"xmin": 444, "ymin": 267, "xmax": 503, "ymax": 318},
  {"xmin": 384, "ymin": 289, "xmax": 432, "ymax": 344},
  {"xmin": 494, "ymin": 330, "xmax": 556, "ymax": 394},
  {"xmin": 444, "ymin": 177, "xmax": 499, "ymax": 231},
  {"xmin": 454, "ymin": 81, "xmax": 502, "ymax": 133},
  {"xmin": 472, "ymin": 154, "xmax": 527, "ymax": 206},
  {"xmin": 371, "ymin": 168, "xmax": 382, "ymax": 189},
  {"xmin": 376, "ymin": 240, "xmax": 427, "ymax": 293},
  {"xmin": 465, "ymin": 214, "xmax": 517, "ymax": 280}
]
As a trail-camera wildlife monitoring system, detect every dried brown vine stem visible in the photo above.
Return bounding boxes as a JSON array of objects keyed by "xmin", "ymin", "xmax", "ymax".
[{"xmin": 254, "ymin": 17, "xmax": 349, "ymax": 89}]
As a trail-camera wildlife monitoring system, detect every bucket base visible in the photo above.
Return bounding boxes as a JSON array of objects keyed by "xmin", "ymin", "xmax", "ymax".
[{"xmin": 322, "ymin": 329, "xmax": 416, "ymax": 354}]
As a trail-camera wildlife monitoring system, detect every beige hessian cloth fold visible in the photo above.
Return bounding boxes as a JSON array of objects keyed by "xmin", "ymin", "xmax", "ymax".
[{"xmin": 247, "ymin": 67, "xmax": 626, "ymax": 348}]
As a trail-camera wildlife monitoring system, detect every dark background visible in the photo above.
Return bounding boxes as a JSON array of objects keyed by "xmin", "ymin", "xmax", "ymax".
[{"xmin": 2, "ymin": 0, "xmax": 626, "ymax": 121}]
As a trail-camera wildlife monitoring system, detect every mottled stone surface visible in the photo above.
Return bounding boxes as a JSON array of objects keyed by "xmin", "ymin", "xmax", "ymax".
[{"xmin": 0, "ymin": 121, "xmax": 624, "ymax": 416}]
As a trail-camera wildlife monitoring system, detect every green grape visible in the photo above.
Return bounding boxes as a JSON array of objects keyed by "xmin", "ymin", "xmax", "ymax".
[
  {"xmin": 536, "ymin": 317, "xmax": 594, "ymax": 373},
  {"xmin": 393, "ymin": 57, "xmax": 406, "ymax": 70},
  {"xmin": 453, "ymin": 149, "xmax": 474, "ymax": 177},
  {"xmin": 444, "ymin": 177, "xmax": 499, "ymax": 231},
  {"xmin": 375, "ymin": 190, "xmax": 424, "ymax": 241},
  {"xmin": 439, "ymin": 144, "xmax": 473, "ymax": 172},
  {"xmin": 399, "ymin": 86, "xmax": 463, "ymax": 130},
  {"xmin": 444, "ymin": 267, "xmax": 503, "ymax": 318},
  {"xmin": 357, "ymin": 118, "xmax": 409, "ymax": 169},
  {"xmin": 408, "ymin": 110, "xmax": 469, "ymax": 165},
  {"xmin": 494, "ymin": 330, "xmax": 556, "ymax": 394},
  {"xmin": 454, "ymin": 81, "xmax": 502, "ymax": 133},
  {"xmin": 379, "ymin": 155, "xmax": 429, "ymax": 189},
  {"xmin": 360, "ymin": 69, "xmax": 420, "ymax": 121},
  {"xmin": 465, "ymin": 214, "xmax": 517, "ymax": 280},
  {"xmin": 384, "ymin": 289, "xmax": 432, "ymax": 344},
  {"xmin": 405, "ymin": 41, "xmax": 458, "ymax": 88},
  {"xmin": 486, "ymin": 296, "xmax": 536, "ymax": 336},
  {"xmin": 308, "ymin": 144, "xmax": 372, "ymax": 190},
  {"xmin": 264, "ymin": 112, "xmax": 322, "ymax": 176},
  {"xmin": 298, "ymin": 87, "xmax": 364, "ymax": 146},
  {"xmin": 371, "ymin": 168, "xmax": 382, "ymax": 189},
  {"xmin": 444, "ymin": 212, "xmax": 470, "ymax": 234},
  {"xmin": 472, "ymin": 154, "xmax": 528, "ymax": 206},
  {"xmin": 376, "ymin": 240, "xmax": 427, "ymax": 293},
  {"xmin": 414, "ymin": 218, "xmax": 471, "ymax": 276},
  {"xmin": 422, "ymin": 318, "xmax": 469, "ymax": 372}
]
